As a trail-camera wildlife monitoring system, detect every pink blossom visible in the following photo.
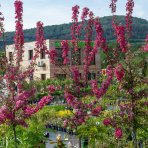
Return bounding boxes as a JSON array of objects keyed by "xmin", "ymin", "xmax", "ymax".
[
  {"xmin": 37, "ymin": 95, "xmax": 52, "ymax": 109},
  {"xmin": 23, "ymin": 106, "xmax": 36, "ymax": 117},
  {"xmin": 94, "ymin": 17, "xmax": 108, "ymax": 53},
  {"xmin": 48, "ymin": 49, "xmax": 57, "ymax": 63},
  {"xmin": 103, "ymin": 118, "xmax": 111, "ymax": 126},
  {"xmin": 143, "ymin": 35, "xmax": 148, "ymax": 52},
  {"xmin": 63, "ymin": 119, "xmax": 68, "ymax": 128},
  {"xmin": 71, "ymin": 66, "xmax": 80, "ymax": 83},
  {"xmin": 115, "ymin": 128, "xmax": 123, "ymax": 138},
  {"xmin": 125, "ymin": 0, "xmax": 134, "ymax": 36},
  {"xmin": 36, "ymin": 21, "xmax": 45, "ymax": 50},
  {"xmin": 15, "ymin": 100, "xmax": 25, "ymax": 110},
  {"xmin": 64, "ymin": 93, "xmax": 76, "ymax": 107},
  {"xmin": 16, "ymin": 119, "xmax": 28, "ymax": 127},
  {"xmin": 109, "ymin": 0, "xmax": 118, "ymax": 14},
  {"xmin": 0, "ymin": 6, "xmax": 4, "ymax": 37},
  {"xmin": 61, "ymin": 40, "xmax": 69, "ymax": 64},
  {"xmin": 47, "ymin": 85, "xmax": 56, "ymax": 94},
  {"xmin": 0, "ymin": 106, "xmax": 14, "ymax": 122},
  {"xmin": 14, "ymin": 0, "xmax": 24, "ymax": 61},
  {"xmin": 115, "ymin": 25, "xmax": 127, "ymax": 53},
  {"xmin": 81, "ymin": 7, "xmax": 89, "ymax": 21},
  {"xmin": 144, "ymin": 102, "xmax": 148, "ymax": 106},
  {"xmin": 15, "ymin": 89, "xmax": 36, "ymax": 101},
  {"xmin": 114, "ymin": 64, "xmax": 125, "ymax": 81},
  {"xmin": 72, "ymin": 5, "xmax": 79, "ymax": 22},
  {"xmin": 91, "ymin": 68, "xmax": 113, "ymax": 98},
  {"xmin": 71, "ymin": 5, "xmax": 80, "ymax": 46},
  {"xmin": 63, "ymin": 58, "xmax": 69, "ymax": 65},
  {"xmin": 143, "ymin": 44, "xmax": 148, "ymax": 52},
  {"xmin": 91, "ymin": 80, "xmax": 98, "ymax": 95},
  {"xmin": 91, "ymin": 106, "xmax": 102, "ymax": 116},
  {"xmin": 77, "ymin": 117, "xmax": 85, "ymax": 124}
]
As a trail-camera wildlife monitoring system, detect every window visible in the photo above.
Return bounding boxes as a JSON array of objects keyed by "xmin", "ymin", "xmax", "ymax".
[
  {"xmin": 40, "ymin": 49, "xmax": 45, "ymax": 59},
  {"xmin": 41, "ymin": 74, "xmax": 46, "ymax": 80},
  {"xmin": 88, "ymin": 72, "xmax": 96, "ymax": 80},
  {"xmin": 90, "ymin": 55, "xmax": 96, "ymax": 65},
  {"xmin": 55, "ymin": 48, "xmax": 64, "ymax": 65},
  {"xmin": 91, "ymin": 73, "xmax": 96, "ymax": 79},
  {"xmin": 28, "ymin": 50, "xmax": 33, "ymax": 60},
  {"xmin": 9, "ymin": 52, "xmax": 13, "ymax": 62}
]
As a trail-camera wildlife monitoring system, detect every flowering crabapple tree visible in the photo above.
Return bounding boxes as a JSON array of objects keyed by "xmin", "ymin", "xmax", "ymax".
[
  {"xmin": 0, "ymin": 1, "xmax": 53, "ymax": 147},
  {"xmin": 47, "ymin": 0, "xmax": 147, "ymax": 147}
]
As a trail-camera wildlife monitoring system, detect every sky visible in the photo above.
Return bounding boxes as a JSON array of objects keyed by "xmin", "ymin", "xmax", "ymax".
[{"xmin": 1, "ymin": 0, "xmax": 148, "ymax": 32}]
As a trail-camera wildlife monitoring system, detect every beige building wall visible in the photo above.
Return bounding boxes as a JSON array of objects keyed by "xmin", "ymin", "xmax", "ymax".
[
  {"xmin": 6, "ymin": 39, "xmax": 101, "ymax": 81},
  {"xmin": 6, "ymin": 40, "xmax": 51, "ymax": 80}
]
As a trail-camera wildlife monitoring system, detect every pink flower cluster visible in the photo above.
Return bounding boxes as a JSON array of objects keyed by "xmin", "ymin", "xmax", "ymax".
[
  {"xmin": 61, "ymin": 40, "xmax": 69, "ymax": 64},
  {"xmin": 115, "ymin": 127, "xmax": 123, "ymax": 139},
  {"xmin": 103, "ymin": 118, "xmax": 111, "ymax": 126},
  {"xmin": 64, "ymin": 92, "xmax": 88, "ymax": 126},
  {"xmin": 15, "ymin": 100, "xmax": 25, "ymax": 110},
  {"xmin": 115, "ymin": 25, "xmax": 128, "ymax": 53},
  {"xmin": 119, "ymin": 103, "xmax": 134, "ymax": 120},
  {"xmin": 15, "ymin": 89, "xmax": 36, "ymax": 101},
  {"xmin": 48, "ymin": 49, "xmax": 57, "ymax": 63},
  {"xmin": 47, "ymin": 85, "xmax": 56, "ymax": 94},
  {"xmin": 125, "ymin": 0, "xmax": 134, "ymax": 36},
  {"xmin": 71, "ymin": 5, "xmax": 80, "ymax": 50},
  {"xmin": 64, "ymin": 92, "xmax": 76, "ymax": 107},
  {"xmin": 109, "ymin": 0, "xmax": 118, "ymax": 14},
  {"xmin": 36, "ymin": 21, "xmax": 45, "ymax": 50},
  {"xmin": 0, "ymin": 7, "xmax": 4, "ymax": 37},
  {"xmin": 114, "ymin": 64, "xmax": 125, "ymax": 81},
  {"xmin": 91, "ymin": 106, "xmax": 102, "ymax": 116},
  {"xmin": 0, "ymin": 106, "xmax": 14, "ymax": 124},
  {"xmin": 82, "ymin": 9, "xmax": 95, "ymax": 81},
  {"xmin": 23, "ymin": 106, "xmax": 37, "ymax": 117},
  {"xmin": 72, "ymin": 5, "xmax": 79, "ymax": 22},
  {"xmin": 94, "ymin": 17, "xmax": 108, "ymax": 53},
  {"xmin": 37, "ymin": 95, "xmax": 52, "ymax": 109},
  {"xmin": 143, "ymin": 35, "xmax": 148, "ymax": 52},
  {"xmin": 0, "ymin": 1, "xmax": 53, "ymax": 128},
  {"xmin": 81, "ymin": 7, "xmax": 89, "ymax": 22},
  {"xmin": 71, "ymin": 66, "xmax": 80, "ymax": 83},
  {"xmin": 14, "ymin": 0, "xmax": 24, "ymax": 60},
  {"xmin": 91, "ymin": 68, "xmax": 113, "ymax": 98}
]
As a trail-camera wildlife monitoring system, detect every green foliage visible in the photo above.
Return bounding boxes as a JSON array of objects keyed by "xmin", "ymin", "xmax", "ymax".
[
  {"xmin": 36, "ymin": 92, "xmax": 48, "ymax": 100},
  {"xmin": 0, "ymin": 106, "xmax": 68, "ymax": 147},
  {"xmin": 77, "ymin": 117, "xmax": 118, "ymax": 147},
  {"xmin": 0, "ymin": 115, "xmax": 47, "ymax": 148},
  {"xmin": 36, "ymin": 105, "xmax": 66, "ymax": 125}
]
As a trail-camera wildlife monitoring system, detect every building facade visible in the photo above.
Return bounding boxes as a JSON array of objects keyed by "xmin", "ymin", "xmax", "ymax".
[{"xmin": 6, "ymin": 40, "xmax": 101, "ymax": 81}]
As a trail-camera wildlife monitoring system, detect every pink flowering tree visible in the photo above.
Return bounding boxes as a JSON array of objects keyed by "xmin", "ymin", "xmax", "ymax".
[
  {"xmin": 0, "ymin": 0, "xmax": 147, "ymax": 147},
  {"xmin": 46, "ymin": 0, "xmax": 147, "ymax": 147},
  {"xmin": 0, "ymin": 1, "xmax": 53, "ymax": 147}
]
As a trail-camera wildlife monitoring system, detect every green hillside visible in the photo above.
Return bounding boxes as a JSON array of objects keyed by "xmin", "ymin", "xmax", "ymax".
[{"xmin": 0, "ymin": 15, "xmax": 148, "ymax": 50}]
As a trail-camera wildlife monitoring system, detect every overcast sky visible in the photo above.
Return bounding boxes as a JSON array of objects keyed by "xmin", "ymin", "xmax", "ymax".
[{"xmin": 1, "ymin": 0, "xmax": 148, "ymax": 32}]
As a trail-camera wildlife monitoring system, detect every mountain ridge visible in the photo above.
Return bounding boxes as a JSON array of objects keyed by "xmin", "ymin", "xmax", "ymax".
[{"xmin": 0, "ymin": 15, "xmax": 148, "ymax": 49}]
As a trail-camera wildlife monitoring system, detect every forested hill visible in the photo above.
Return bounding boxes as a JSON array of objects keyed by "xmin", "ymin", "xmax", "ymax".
[{"xmin": 0, "ymin": 15, "xmax": 148, "ymax": 49}]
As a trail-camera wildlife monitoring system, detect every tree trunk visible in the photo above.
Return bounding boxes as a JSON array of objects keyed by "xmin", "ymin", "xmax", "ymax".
[
  {"xmin": 79, "ymin": 137, "xmax": 81, "ymax": 148},
  {"xmin": 13, "ymin": 125, "xmax": 18, "ymax": 148},
  {"xmin": 133, "ymin": 128, "xmax": 137, "ymax": 148}
]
